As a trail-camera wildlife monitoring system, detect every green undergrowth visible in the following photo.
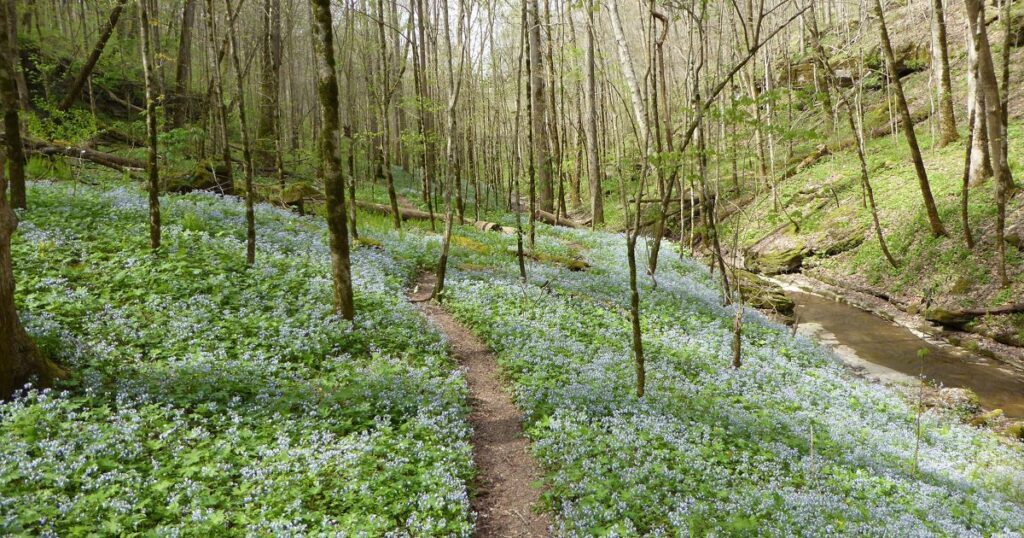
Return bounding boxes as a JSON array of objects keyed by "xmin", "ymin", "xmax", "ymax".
[{"xmin": 3, "ymin": 181, "xmax": 473, "ymax": 536}]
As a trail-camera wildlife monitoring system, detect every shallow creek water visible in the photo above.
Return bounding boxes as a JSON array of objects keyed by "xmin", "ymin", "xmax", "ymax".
[{"xmin": 785, "ymin": 289, "xmax": 1024, "ymax": 418}]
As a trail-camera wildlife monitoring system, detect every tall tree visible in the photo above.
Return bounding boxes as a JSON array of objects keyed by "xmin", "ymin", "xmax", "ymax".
[
  {"xmin": 872, "ymin": 0, "xmax": 946, "ymax": 237},
  {"xmin": 257, "ymin": 0, "xmax": 282, "ymax": 167},
  {"xmin": 0, "ymin": 0, "xmax": 23, "ymax": 210},
  {"xmin": 223, "ymin": 0, "xmax": 257, "ymax": 265},
  {"xmin": 965, "ymin": 0, "xmax": 1012, "ymax": 287},
  {"xmin": 171, "ymin": 0, "xmax": 197, "ymax": 128},
  {"xmin": 527, "ymin": 0, "xmax": 554, "ymax": 213},
  {"xmin": 0, "ymin": 0, "xmax": 64, "ymax": 400},
  {"xmin": 203, "ymin": 0, "xmax": 235, "ymax": 198},
  {"xmin": 310, "ymin": 0, "xmax": 354, "ymax": 319},
  {"xmin": 930, "ymin": 0, "xmax": 957, "ymax": 146},
  {"xmin": 58, "ymin": 0, "xmax": 129, "ymax": 111},
  {"xmin": 139, "ymin": 0, "xmax": 161, "ymax": 250},
  {"xmin": 584, "ymin": 0, "xmax": 603, "ymax": 227}
]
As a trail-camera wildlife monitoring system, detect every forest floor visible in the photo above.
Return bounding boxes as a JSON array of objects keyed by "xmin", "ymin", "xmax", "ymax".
[
  {"xmin": 410, "ymin": 272, "xmax": 550, "ymax": 537},
  {"xmin": 8, "ymin": 178, "xmax": 1024, "ymax": 535}
]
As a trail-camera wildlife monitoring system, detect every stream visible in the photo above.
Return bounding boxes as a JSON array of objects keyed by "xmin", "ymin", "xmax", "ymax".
[{"xmin": 783, "ymin": 287, "xmax": 1024, "ymax": 418}]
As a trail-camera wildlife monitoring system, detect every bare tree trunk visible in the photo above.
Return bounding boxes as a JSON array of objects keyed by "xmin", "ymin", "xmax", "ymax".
[
  {"xmin": 965, "ymin": 0, "xmax": 1012, "ymax": 287},
  {"xmin": 931, "ymin": 0, "xmax": 957, "ymax": 146},
  {"xmin": 203, "ymin": 0, "xmax": 235, "ymax": 199},
  {"xmin": 171, "ymin": 0, "xmax": 196, "ymax": 128},
  {"xmin": 310, "ymin": 0, "xmax": 354, "ymax": 320},
  {"xmin": 584, "ymin": 0, "xmax": 602, "ymax": 227},
  {"xmin": 0, "ymin": 2, "xmax": 64, "ymax": 399},
  {"xmin": 873, "ymin": 0, "xmax": 946, "ymax": 237},
  {"xmin": 58, "ymin": 0, "xmax": 127, "ymax": 111},
  {"xmin": 0, "ymin": 151, "xmax": 64, "ymax": 399},
  {"xmin": 224, "ymin": 0, "xmax": 257, "ymax": 265},
  {"xmin": 527, "ymin": 0, "xmax": 553, "ymax": 212},
  {"xmin": 432, "ymin": 0, "xmax": 467, "ymax": 301},
  {"xmin": 5, "ymin": 0, "xmax": 27, "ymax": 111},
  {"xmin": 810, "ymin": 7, "xmax": 897, "ymax": 267},
  {"xmin": 375, "ymin": 0, "xmax": 402, "ymax": 230},
  {"xmin": 139, "ymin": 0, "xmax": 161, "ymax": 250},
  {"xmin": 961, "ymin": 107, "xmax": 976, "ymax": 249},
  {"xmin": 0, "ymin": 0, "xmax": 22, "ymax": 210},
  {"xmin": 257, "ymin": 0, "xmax": 281, "ymax": 167}
]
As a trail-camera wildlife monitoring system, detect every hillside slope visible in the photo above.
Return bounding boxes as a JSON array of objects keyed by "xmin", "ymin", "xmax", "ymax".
[{"xmin": 7, "ymin": 180, "xmax": 1024, "ymax": 534}]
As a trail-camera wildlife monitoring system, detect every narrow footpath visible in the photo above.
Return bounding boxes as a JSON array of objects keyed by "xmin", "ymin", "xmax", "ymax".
[{"xmin": 410, "ymin": 272, "xmax": 551, "ymax": 537}]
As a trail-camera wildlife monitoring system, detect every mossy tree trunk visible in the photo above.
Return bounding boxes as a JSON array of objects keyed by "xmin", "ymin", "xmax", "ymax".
[
  {"xmin": 139, "ymin": 0, "xmax": 161, "ymax": 250},
  {"xmin": 310, "ymin": 0, "xmax": 354, "ymax": 320},
  {"xmin": 171, "ymin": 0, "xmax": 195, "ymax": 128}
]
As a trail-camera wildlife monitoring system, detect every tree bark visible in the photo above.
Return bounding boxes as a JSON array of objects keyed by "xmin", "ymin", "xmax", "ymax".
[
  {"xmin": 57, "ymin": 0, "xmax": 128, "ymax": 111},
  {"xmin": 0, "ymin": 150, "xmax": 65, "ymax": 399},
  {"xmin": 527, "ymin": 0, "xmax": 553, "ymax": 212},
  {"xmin": 171, "ymin": 0, "xmax": 196, "ymax": 128},
  {"xmin": 310, "ymin": 0, "xmax": 354, "ymax": 319},
  {"xmin": 223, "ymin": 0, "xmax": 257, "ymax": 265},
  {"xmin": 965, "ymin": 0, "xmax": 1012, "ymax": 287},
  {"xmin": 931, "ymin": 0, "xmax": 958, "ymax": 146},
  {"xmin": 873, "ymin": 0, "xmax": 946, "ymax": 237},
  {"xmin": 139, "ymin": 0, "xmax": 161, "ymax": 250},
  {"xmin": 256, "ymin": 0, "xmax": 281, "ymax": 167},
  {"xmin": 584, "ymin": 0, "xmax": 603, "ymax": 227},
  {"xmin": 0, "ymin": 0, "xmax": 23, "ymax": 209}
]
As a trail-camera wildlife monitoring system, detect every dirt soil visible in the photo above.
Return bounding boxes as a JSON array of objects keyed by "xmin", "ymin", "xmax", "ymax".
[{"xmin": 410, "ymin": 272, "xmax": 552, "ymax": 537}]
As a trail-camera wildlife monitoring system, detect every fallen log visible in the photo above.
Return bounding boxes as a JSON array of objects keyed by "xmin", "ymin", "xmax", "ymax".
[
  {"xmin": 20, "ymin": 137, "xmax": 145, "ymax": 172},
  {"xmin": 356, "ymin": 200, "xmax": 515, "ymax": 234},
  {"xmin": 925, "ymin": 304, "xmax": 1024, "ymax": 327},
  {"xmin": 534, "ymin": 209, "xmax": 585, "ymax": 229}
]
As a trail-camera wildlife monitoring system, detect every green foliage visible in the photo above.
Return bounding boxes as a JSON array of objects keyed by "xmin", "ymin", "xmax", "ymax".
[{"xmin": 26, "ymin": 101, "xmax": 99, "ymax": 143}]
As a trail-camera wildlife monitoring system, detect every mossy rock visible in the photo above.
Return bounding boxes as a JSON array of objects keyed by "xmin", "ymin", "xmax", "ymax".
[
  {"xmin": 744, "ymin": 244, "xmax": 811, "ymax": 275},
  {"xmin": 166, "ymin": 160, "xmax": 234, "ymax": 195},
  {"xmin": 280, "ymin": 183, "xmax": 322, "ymax": 205},
  {"xmin": 923, "ymin": 308, "xmax": 972, "ymax": 328},
  {"xmin": 1003, "ymin": 422, "xmax": 1024, "ymax": 440},
  {"xmin": 819, "ymin": 224, "xmax": 867, "ymax": 256},
  {"xmin": 732, "ymin": 269, "xmax": 795, "ymax": 316},
  {"xmin": 970, "ymin": 408, "xmax": 1004, "ymax": 427}
]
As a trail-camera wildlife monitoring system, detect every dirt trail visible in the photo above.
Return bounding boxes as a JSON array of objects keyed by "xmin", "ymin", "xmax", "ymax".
[{"xmin": 410, "ymin": 272, "xmax": 551, "ymax": 537}]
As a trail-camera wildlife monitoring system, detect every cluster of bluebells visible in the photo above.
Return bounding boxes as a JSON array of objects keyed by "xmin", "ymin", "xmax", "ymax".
[
  {"xmin": 3, "ymin": 182, "xmax": 473, "ymax": 536},
  {"xmin": 427, "ymin": 217, "xmax": 1024, "ymax": 536}
]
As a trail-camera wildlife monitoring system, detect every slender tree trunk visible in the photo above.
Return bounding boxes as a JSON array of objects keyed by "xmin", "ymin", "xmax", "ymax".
[
  {"xmin": 203, "ymin": 0, "xmax": 235, "ymax": 199},
  {"xmin": 375, "ymin": 0, "xmax": 402, "ymax": 230},
  {"xmin": 432, "ymin": 0, "xmax": 466, "ymax": 300},
  {"xmin": 139, "ymin": 0, "xmax": 161, "ymax": 250},
  {"xmin": 965, "ymin": 0, "xmax": 1011, "ymax": 287},
  {"xmin": 527, "ymin": 0, "xmax": 553, "ymax": 212},
  {"xmin": 0, "ymin": 0, "xmax": 22, "ymax": 210},
  {"xmin": 224, "ymin": 0, "xmax": 256, "ymax": 265},
  {"xmin": 931, "ymin": 0, "xmax": 957, "ymax": 146},
  {"xmin": 310, "ymin": 0, "xmax": 354, "ymax": 319},
  {"xmin": 58, "ymin": 0, "xmax": 127, "ymax": 111},
  {"xmin": 961, "ymin": 107, "xmax": 976, "ymax": 249},
  {"xmin": 257, "ymin": 0, "xmax": 281, "ymax": 167},
  {"xmin": 171, "ymin": 0, "xmax": 196, "ymax": 128},
  {"xmin": 810, "ymin": 8, "xmax": 897, "ymax": 267},
  {"xmin": 585, "ymin": 0, "xmax": 602, "ymax": 227},
  {"xmin": 5, "ymin": 0, "xmax": 27, "ymax": 111},
  {"xmin": 873, "ymin": 0, "xmax": 946, "ymax": 237}
]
